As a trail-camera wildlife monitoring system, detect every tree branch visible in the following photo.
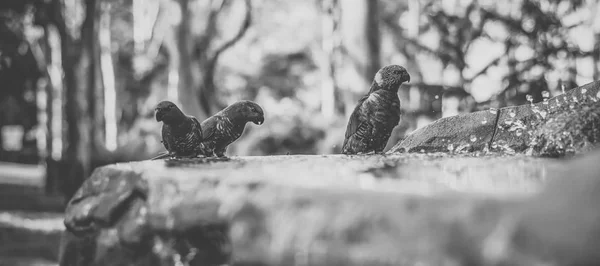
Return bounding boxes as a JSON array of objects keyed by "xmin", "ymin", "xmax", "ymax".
[
  {"xmin": 194, "ymin": 0, "xmax": 226, "ymax": 58},
  {"xmin": 208, "ymin": 0, "xmax": 251, "ymax": 65},
  {"xmin": 198, "ymin": 0, "xmax": 252, "ymax": 115},
  {"xmin": 381, "ymin": 14, "xmax": 456, "ymax": 67},
  {"xmin": 145, "ymin": 1, "xmax": 165, "ymax": 59},
  {"xmin": 465, "ymin": 56, "xmax": 502, "ymax": 82}
]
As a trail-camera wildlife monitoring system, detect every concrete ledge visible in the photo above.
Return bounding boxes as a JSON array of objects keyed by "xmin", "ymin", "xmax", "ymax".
[{"xmin": 58, "ymin": 151, "xmax": 599, "ymax": 265}]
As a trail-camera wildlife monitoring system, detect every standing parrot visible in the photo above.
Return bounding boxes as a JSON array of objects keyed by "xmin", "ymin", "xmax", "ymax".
[
  {"xmin": 342, "ymin": 65, "xmax": 410, "ymax": 154},
  {"xmin": 199, "ymin": 100, "xmax": 264, "ymax": 157},
  {"xmin": 152, "ymin": 101, "xmax": 204, "ymax": 160}
]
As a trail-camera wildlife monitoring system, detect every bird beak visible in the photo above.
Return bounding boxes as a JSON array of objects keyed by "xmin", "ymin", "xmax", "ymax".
[
  {"xmin": 253, "ymin": 116, "xmax": 264, "ymax": 125},
  {"xmin": 155, "ymin": 109, "xmax": 163, "ymax": 122},
  {"xmin": 404, "ymin": 73, "xmax": 411, "ymax": 83}
]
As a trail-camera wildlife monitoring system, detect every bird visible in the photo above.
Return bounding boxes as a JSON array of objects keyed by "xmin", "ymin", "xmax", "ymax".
[
  {"xmin": 151, "ymin": 101, "xmax": 204, "ymax": 160},
  {"xmin": 342, "ymin": 65, "xmax": 410, "ymax": 154},
  {"xmin": 199, "ymin": 100, "xmax": 264, "ymax": 157}
]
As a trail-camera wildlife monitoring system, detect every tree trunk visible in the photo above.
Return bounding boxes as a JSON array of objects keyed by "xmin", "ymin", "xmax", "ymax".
[
  {"xmin": 196, "ymin": 0, "xmax": 252, "ymax": 117},
  {"xmin": 99, "ymin": 2, "xmax": 116, "ymax": 151},
  {"xmin": 365, "ymin": 0, "xmax": 380, "ymax": 78},
  {"xmin": 339, "ymin": 0, "xmax": 380, "ymax": 116},
  {"xmin": 55, "ymin": 0, "xmax": 98, "ymax": 199},
  {"xmin": 403, "ymin": 0, "xmax": 422, "ymax": 113},
  {"xmin": 320, "ymin": 0, "xmax": 340, "ymax": 119},
  {"xmin": 592, "ymin": 2, "xmax": 600, "ymax": 81},
  {"xmin": 44, "ymin": 23, "xmax": 65, "ymax": 195},
  {"xmin": 164, "ymin": 25, "xmax": 180, "ymax": 103},
  {"xmin": 594, "ymin": 33, "xmax": 600, "ymax": 82},
  {"xmin": 92, "ymin": 1, "xmax": 104, "ymax": 151},
  {"xmin": 176, "ymin": 0, "xmax": 205, "ymax": 119}
]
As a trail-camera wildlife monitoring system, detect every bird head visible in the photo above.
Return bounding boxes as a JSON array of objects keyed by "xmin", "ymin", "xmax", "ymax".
[
  {"xmin": 225, "ymin": 100, "xmax": 265, "ymax": 125},
  {"xmin": 372, "ymin": 65, "xmax": 410, "ymax": 92},
  {"xmin": 155, "ymin": 101, "xmax": 185, "ymax": 123}
]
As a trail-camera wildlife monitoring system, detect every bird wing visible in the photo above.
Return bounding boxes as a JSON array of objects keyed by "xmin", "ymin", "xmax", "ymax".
[
  {"xmin": 366, "ymin": 91, "xmax": 401, "ymax": 151},
  {"xmin": 342, "ymin": 96, "xmax": 371, "ymax": 149},
  {"xmin": 161, "ymin": 125, "xmax": 171, "ymax": 151},
  {"xmin": 201, "ymin": 115, "xmax": 220, "ymax": 141},
  {"xmin": 190, "ymin": 116, "xmax": 203, "ymax": 140}
]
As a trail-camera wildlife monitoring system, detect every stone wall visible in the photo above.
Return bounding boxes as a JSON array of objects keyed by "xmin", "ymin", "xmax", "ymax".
[{"xmin": 389, "ymin": 81, "xmax": 600, "ymax": 156}]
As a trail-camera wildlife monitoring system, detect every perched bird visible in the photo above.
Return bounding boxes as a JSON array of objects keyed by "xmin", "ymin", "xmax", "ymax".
[
  {"xmin": 199, "ymin": 100, "xmax": 264, "ymax": 157},
  {"xmin": 152, "ymin": 101, "xmax": 204, "ymax": 160},
  {"xmin": 342, "ymin": 65, "xmax": 410, "ymax": 154}
]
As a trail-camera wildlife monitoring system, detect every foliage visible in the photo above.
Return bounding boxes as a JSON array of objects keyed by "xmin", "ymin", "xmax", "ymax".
[
  {"xmin": 384, "ymin": 0, "xmax": 593, "ymax": 108},
  {"xmin": 229, "ymin": 95, "xmax": 334, "ymax": 156},
  {"xmin": 2, "ymin": 0, "xmax": 600, "ymax": 164}
]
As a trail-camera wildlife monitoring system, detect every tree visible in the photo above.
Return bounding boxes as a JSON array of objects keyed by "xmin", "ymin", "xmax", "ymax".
[
  {"xmin": 0, "ymin": 1, "xmax": 44, "ymax": 163},
  {"xmin": 383, "ymin": 0, "xmax": 590, "ymax": 109},
  {"xmin": 338, "ymin": 0, "xmax": 380, "ymax": 116},
  {"xmin": 319, "ymin": 0, "xmax": 341, "ymax": 119},
  {"xmin": 175, "ymin": 0, "xmax": 252, "ymax": 119},
  {"xmin": 51, "ymin": 0, "xmax": 98, "ymax": 198},
  {"xmin": 591, "ymin": 1, "xmax": 600, "ymax": 81},
  {"xmin": 99, "ymin": 1, "xmax": 116, "ymax": 151}
]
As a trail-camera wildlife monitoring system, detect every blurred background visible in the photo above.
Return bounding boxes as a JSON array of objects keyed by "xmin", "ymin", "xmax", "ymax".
[
  {"xmin": 0, "ymin": 0, "xmax": 600, "ymax": 264},
  {"xmin": 0, "ymin": 0, "xmax": 599, "ymax": 205}
]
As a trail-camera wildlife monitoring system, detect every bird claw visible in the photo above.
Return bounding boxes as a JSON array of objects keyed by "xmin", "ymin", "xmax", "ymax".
[{"xmin": 150, "ymin": 151, "xmax": 176, "ymax": 160}]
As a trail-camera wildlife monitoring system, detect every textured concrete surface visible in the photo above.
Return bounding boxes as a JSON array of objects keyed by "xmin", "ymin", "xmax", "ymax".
[{"xmin": 59, "ymin": 152, "xmax": 590, "ymax": 266}]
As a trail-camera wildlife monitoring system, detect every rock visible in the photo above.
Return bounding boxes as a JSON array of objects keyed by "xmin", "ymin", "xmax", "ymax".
[
  {"xmin": 61, "ymin": 154, "xmax": 567, "ymax": 265},
  {"xmin": 492, "ymin": 81, "xmax": 600, "ymax": 154},
  {"xmin": 388, "ymin": 80, "xmax": 600, "ymax": 155},
  {"xmin": 63, "ymin": 166, "xmax": 148, "ymax": 237},
  {"xmin": 59, "ymin": 166, "xmax": 162, "ymax": 266},
  {"xmin": 387, "ymin": 110, "xmax": 497, "ymax": 153},
  {"xmin": 490, "ymin": 104, "xmax": 539, "ymax": 154},
  {"xmin": 531, "ymin": 103, "xmax": 600, "ymax": 157}
]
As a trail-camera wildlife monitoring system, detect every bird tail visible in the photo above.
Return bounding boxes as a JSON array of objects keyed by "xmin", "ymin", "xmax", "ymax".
[{"xmin": 151, "ymin": 152, "xmax": 171, "ymax": 160}]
